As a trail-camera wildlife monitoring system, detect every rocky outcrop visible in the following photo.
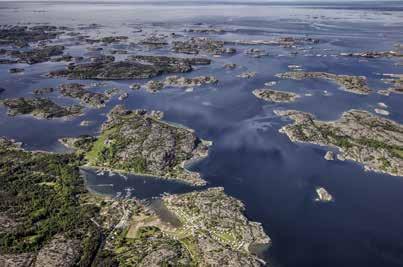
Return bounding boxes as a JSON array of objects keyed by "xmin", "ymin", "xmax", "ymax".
[
  {"xmin": 237, "ymin": 72, "xmax": 256, "ymax": 79},
  {"xmin": 276, "ymin": 71, "xmax": 371, "ymax": 95},
  {"xmin": 324, "ymin": 151, "xmax": 335, "ymax": 161},
  {"xmin": 33, "ymin": 87, "xmax": 54, "ymax": 95},
  {"xmin": 378, "ymin": 74, "xmax": 403, "ymax": 95},
  {"xmin": 145, "ymin": 80, "xmax": 164, "ymax": 92},
  {"xmin": 253, "ymin": 89, "xmax": 299, "ymax": 103},
  {"xmin": 0, "ymin": 97, "xmax": 83, "ymax": 119},
  {"xmin": 275, "ymin": 109, "xmax": 403, "ymax": 176},
  {"xmin": 163, "ymin": 75, "xmax": 218, "ymax": 88},
  {"xmin": 0, "ymin": 253, "xmax": 35, "ymax": 267},
  {"xmin": 315, "ymin": 187, "xmax": 334, "ymax": 202}
]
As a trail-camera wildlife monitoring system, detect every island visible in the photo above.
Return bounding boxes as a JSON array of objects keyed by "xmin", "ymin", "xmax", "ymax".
[
  {"xmin": 48, "ymin": 55, "xmax": 212, "ymax": 80},
  {"xmin": 0, "ymin": 97, "xmax": 83, "ymax": 119},
  {"xmin": 145, "ymin": 75, "xmax": 218, "ymax": 92},
  {"xmin": 315, "ymin": 187, "xmax": 334, "ymax": 202},
  {"xmin": 276, "ymin": 71, "xmax": 372, "ymax": 95},
  {"xmin": 274, "ymin": 109, "xmax": 403, "ymax": 176},
  {"xmin": 65, "ymin": 105, "xmax": 211, "ymax": 186},
  {"xmin": 59, "ymin": 83, "xmax": 110, "ymax": 108},
  {"xmin": 253, "ymin": 89, "xmax": 299, "ymax": 103}
]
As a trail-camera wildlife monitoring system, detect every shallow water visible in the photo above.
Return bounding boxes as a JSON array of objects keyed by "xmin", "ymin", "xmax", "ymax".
[{"xmin": 0, "ymin": 1, "xmax": 403, "ymax": 267}]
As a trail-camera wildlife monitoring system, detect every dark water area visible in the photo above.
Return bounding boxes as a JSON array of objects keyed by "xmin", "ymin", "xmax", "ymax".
[{"xmin": 0, "ymin": 1, "xmax": 403, "ymax": 267}]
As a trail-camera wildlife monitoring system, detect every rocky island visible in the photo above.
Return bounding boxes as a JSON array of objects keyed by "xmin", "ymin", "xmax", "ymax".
[
  {"xmin": 0, "ymin": 97, "xmax": 83, "ymax": 119},
  {"xmin": 275, "ymin": 109, "xmax": 403, "ymax": 176},
  {"xmin": 253, "ymin": 88, "xmax": 299, "ymax": 103},
  {"xmin": 49, "ymin": 55, "xmax": 211, "ymax": 80},
  {"xmin": 276, "ymin": 71, "xmax": 372, "ymax": 95},
  {"xmin": 315, "ymin": 187, "xmax": 334, "ymax": 202},
  {"xmin": 0, "ymin": 25, "xmax": 61, "ymax": 47},
  {"xmin": 59, "ymin": 83, "xmax": 110, "ymax": 108},
  {"xmin": 5, "ymin": 45, "xmax": 65, "ymax": 64},
  {"xmin": 77, "ymin": 105, "xmax": 211, "ymax": 185}
]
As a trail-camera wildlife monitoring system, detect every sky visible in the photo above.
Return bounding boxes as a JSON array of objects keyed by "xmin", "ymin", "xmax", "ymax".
[{"xmin": 0, "ymin": 0, "xmax": 395, "ymax": 2}]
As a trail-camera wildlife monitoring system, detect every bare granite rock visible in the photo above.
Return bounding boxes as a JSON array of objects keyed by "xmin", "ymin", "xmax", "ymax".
[
  {"xmin": 324, "ymin": 151, "xmax": 335, "ymax": 161},
  {"xmin": 0, "ymin": 253, "xmax": 35, "ymax": 267},
  {"xmin": 315, "ymin": 187, "xmax": 334, "ymax": 202},
  {"xmin": 34, "ymin": 234, "xmax": 81, "ymax": 267}
]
